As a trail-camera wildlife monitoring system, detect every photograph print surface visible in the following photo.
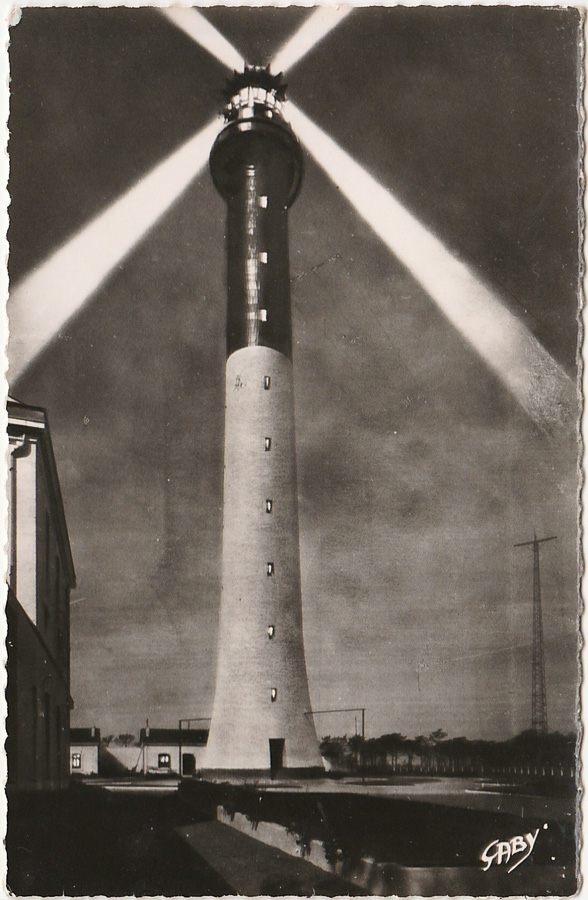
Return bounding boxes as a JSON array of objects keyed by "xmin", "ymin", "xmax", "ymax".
[{"xmin": 6, "ymin": 4, "xmax": 582, "ymax": 896}]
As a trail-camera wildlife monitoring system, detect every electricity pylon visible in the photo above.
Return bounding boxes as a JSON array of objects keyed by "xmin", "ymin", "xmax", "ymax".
[{"xmin": 514, "ymin": 533, "xmax": 557, "ymax": 734}]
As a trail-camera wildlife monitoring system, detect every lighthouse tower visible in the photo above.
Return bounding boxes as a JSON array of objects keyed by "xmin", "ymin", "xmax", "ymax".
[{"xmin": 205, "ymin": 68, "xmax": 322, "ymax": 772}]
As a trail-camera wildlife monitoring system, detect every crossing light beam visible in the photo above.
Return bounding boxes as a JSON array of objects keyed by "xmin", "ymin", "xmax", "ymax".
[
  {"xmin": 271, "ymin": 6, "xmax": 354, "ymax": 74},
  {"xmin": 160, "ymin": 8, "xmax": 244, "ymax": 71},
  {"xmin": 8, "ymin": 117, "xmax": 221, "ymax": 383},
  {"xmin": 286, "ymin": 101, "xmax": 575, "ymax": 432}
]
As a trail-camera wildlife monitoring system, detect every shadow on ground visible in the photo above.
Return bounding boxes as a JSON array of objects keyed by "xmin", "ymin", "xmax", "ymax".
[{"xmin": 7, "ymin": 782, "xmax": 231, "ymax": 897}]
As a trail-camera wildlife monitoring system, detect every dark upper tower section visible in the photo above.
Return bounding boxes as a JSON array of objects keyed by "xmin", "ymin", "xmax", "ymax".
[{"xmin": 210, "ymin": 67, "xmax": 303, "ymax": 359}]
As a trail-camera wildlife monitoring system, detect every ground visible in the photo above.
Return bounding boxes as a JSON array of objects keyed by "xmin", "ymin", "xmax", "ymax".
[
  {"xmin": 7, "ymin": 781, "xmax": 231, "ymax": 896},
  {"xmin": 6, "ymin": 775, "xmax": 577, "ymax": 897},
  {"xmin": 6, "ymin": 779, "xmax": 367, "ymax": 897}
]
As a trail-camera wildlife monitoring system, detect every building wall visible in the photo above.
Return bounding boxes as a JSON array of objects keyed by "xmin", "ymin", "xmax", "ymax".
[
  {"xmin": 7, "ymin": 594, "xmax": 71, "ymax": 789},
  {"xmin": 12, "ymin": 438, "xmax": 37, "ymax": 621},
  {"xmin": 7, "ymin": 403, "xmax": 75, "ymax": 791},
  {"xmin": 36, "ymin": 455, "xmax": 71, "ymax": 676},
  {"xmin": 70, "ymin": 744, "xmax": 99, "ymax": 775},
  {"xmin": 205, "ymin": 347, "xmax": 322, "ymax": 770}
]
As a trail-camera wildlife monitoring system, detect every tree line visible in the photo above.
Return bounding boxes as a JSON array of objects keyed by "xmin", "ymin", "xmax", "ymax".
[{"xmin": 320, "ymin": 728, "xmax": 577, "ymax": 776}]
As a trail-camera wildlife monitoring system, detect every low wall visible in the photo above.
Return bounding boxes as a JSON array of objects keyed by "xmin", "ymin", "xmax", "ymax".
[
  {"xmin": 99, "ymin": 745, "xmax": 142, "ymax": 773},
  {"xmin": 217, "ymin": 806, "xmax": 333, "ymax": 871},
  {"xmin": 216, "ymin": 806, "xmax": 570, "ymax": 897}
]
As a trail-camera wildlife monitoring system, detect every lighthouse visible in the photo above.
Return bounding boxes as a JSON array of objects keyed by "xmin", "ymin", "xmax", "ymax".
[{"xmin": 205, "ymin": 68, "xmax": 322, "ymax": 772}]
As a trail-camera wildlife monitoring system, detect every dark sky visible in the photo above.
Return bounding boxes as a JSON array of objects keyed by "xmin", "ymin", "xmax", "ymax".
[{"xmin": 8, "ymin": 5, "xmax": 582, "ymax": 740}]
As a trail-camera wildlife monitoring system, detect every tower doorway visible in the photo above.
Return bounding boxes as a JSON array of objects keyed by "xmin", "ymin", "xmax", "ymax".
[
  {"xmin": 269, "ymin": 738, "xmax": 285, "ymax": 776},
  {"xmin": 182, "ymin": 753, "xmax": 196, "ymax": 776}
]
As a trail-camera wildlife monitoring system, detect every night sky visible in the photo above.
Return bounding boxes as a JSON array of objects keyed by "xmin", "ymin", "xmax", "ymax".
[{"xmin": 8, "ymin": 5, "xmax": 581, "ymax": 741}]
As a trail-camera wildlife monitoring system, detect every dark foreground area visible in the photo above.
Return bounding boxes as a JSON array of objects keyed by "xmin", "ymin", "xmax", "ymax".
[
  {"xmin": 7, "ymin": 777, "xmax": 578, "ymax": 897},
  {"xmin": 7, "ymin": 783, "xmax": 231, "ymax": 896},
  {"xmin": 6, "ymin": 781, "xmax": 368, "ymax": 897},
  {"xmin": 184, "ymin": 778, "xmax": 577, "ymax": 870}
]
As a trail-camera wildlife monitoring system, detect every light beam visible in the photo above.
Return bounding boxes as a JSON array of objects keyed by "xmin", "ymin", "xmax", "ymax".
[
  {"xmin": 287, "ymin": 101, "xmax": 575, "ymax": 431},
  {"xmin": 10, "ymin": 11, "xmax": 357, "ymax": 380},
  {"xmin": 160, "ymin": 8, "xmax": 244, "ymax": 71},
  {"xmin": 271, "ymin": 6, "xmax": 353, "ymax": 74},
  {"xmin": 9, "ymin": 117, "xmax": 221, "ymax": 383}
]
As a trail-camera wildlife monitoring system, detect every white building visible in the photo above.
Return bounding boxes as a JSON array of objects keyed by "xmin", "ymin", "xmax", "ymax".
[
  {"xmin": 70, "ymin": 727, "xmax": 100, "ymax": 775},
  {"xmin": 139, "ymin": 727, "xmax": 208, "ymax": 776}
]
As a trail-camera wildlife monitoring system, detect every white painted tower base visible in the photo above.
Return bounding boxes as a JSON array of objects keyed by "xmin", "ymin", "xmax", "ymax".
[{"xmin": 205, "ymin": 346, "xmax": 322, "ymax": 770}]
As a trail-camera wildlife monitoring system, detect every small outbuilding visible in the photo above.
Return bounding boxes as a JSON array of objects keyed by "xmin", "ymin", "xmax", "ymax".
[
  {"xmin": 139, "ymin": 726, "xmax": 208, "ymax": 776},
  {"xmin": 70, "ymin": 727, "xmax": 101, "ymax": 775}
]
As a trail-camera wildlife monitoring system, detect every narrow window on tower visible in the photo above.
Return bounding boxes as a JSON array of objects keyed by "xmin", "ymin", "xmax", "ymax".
[
  {"xmin": 267, "ymin": 562, "xmax": 274, "ymax": 576},
  {"xmin": 268, "ymin": 625, "xmax": 275, "ymax": 639},
  {"xmin": 264, "ymin": 376, "xmax": 271, "ymax": 390},
  {"xmin": 259, "ymin": 251, "xmax": 268, "ymax": 264},
  {"xmin": 270, "ymin": 688, "xmax": 278, "ymax": 702},
  {"xmin": 259, "ymin": 309, "xmax": 268, "ymax": 322},
  {"xmin": 258, "ymin": 196, "xmax": 268, "ymax": 208},
  {"xmin": 265, "ymin": 499, "xmax": 273, "ymax": 513},
  {"xmin": 264, "ymin": 437, "xmax": 272, "ymax": 451}
]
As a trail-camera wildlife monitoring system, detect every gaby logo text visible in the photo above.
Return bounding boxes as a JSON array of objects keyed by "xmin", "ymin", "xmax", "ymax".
[{"xmin": 480, "ymin": 825, "xmax": 546, "ymax": 873}]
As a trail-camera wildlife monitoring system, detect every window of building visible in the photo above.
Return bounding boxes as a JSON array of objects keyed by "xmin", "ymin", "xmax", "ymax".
[
  {"xmin": 56, "ymin": 706, "xmax": 62, "ymax": 777},
  {"xmin": 31, "ymin": 687, "xmax": 38, "ymax": 782},
  {"xmin": 258, "ymin": 196, "xmax": 268, "ymax": 208},
  {"xmin": 267, "ymin": 562, "xmax": 274, "ymax": 576},
  {"xmin": 44, "ymin": 693, "xmax": 51, "ymax": 779},
  {"xmin": 44, "ymin": 513, "xmax": 51, "ymax": 598},
  {"xmin": 54, "ymin": 555, "xmax": 60, "ymax": 606},
  {"xmin": 72, "ymin": 753, "xmax": 81, "ymax": 769},
  {"xmin": 259, "ymin": 309, "xmax": 268, "ymax": 322},
  {"xmin": 264, "ymin": 437, "xmax": 272, "ymax": 451},
  {"xmin": 259, "ymin": 251, "xmax": 268, "ymax": 264},
  {"xmin": 57, "ymin": 604, "xmax": 66, "ymax": 664},
  {"xmin": 270, "ymin": 688, "xmax": 278, "ymax": 702},
  {"xmin": 158, "ymin": 753, "xmax": 171, "ymax": 768},
  {"xmin": 268, "ymin": 625, "xmax": 275, "ymax": 639},
  {"xmin": 266, "ymin": 499, "xmax": 273, "ymax": 513},
  {"xmin": 264, "ymin": 376, "xmax": 271, "ymax": 390}
]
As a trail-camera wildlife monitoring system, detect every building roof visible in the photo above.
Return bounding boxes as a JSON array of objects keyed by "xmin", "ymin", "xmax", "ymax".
[
  {"xmin": 140, "ymin": 727, "xmax": 208, "ymax": 746},
  {"xmin": 70, "ymin": 727, "xmax": 101, "ymax": 744}
]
